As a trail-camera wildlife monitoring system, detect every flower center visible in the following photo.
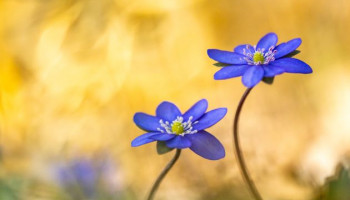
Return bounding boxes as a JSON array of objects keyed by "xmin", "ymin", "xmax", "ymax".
[
  {"xmin": 253, "ymin": 52, "xmax": 265, "ymax": 63},
  {"xmin": 171, "ymin": 121, "xmax": 184, "ymax": 135},
  {"xmin": 158, "ymin": 116, "xmax": 198, "ymax": 136},
  {"xmin": 242, "ymin": 45, "xmax": 277, "ymax": 65}
]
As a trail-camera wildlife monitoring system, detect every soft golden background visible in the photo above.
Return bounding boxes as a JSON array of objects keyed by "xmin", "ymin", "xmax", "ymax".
[{"xmin": 1, "ymin": 0, "xmax": 350, "ymax": 199}]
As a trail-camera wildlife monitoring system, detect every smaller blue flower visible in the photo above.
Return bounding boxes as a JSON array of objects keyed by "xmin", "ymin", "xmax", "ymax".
[
  {"xmin": 132, "ymin": 99, "xmax": 227, "ymax": 160},
  {"xmin": 207, "ymin": 32, "xmax": 313, "ymax": 88}
]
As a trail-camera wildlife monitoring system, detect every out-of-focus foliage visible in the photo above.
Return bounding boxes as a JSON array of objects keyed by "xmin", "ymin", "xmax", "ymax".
[
  {"xmin": 0, "ymin": 175, "xmax": 23, "ymax": 200},
  {"xmin": 314, "ymin": 164, "xmax": 350, "ymax": 200}
]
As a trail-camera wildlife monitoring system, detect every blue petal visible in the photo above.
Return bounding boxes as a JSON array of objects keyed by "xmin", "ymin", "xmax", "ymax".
[
  {"xmin": 186, "ymin": 131, "xmax": 225, "ymax": 160},
  {"xmin": 166, "ymin": 136, "xmax": 191, "ymax": 149},
  {"xmin": 156, "ymin": 101, "xmax": 182, "ymax": 122},
  {"xmin": 207, "ymin": 49, "xmax": 247, "ymax": 64},
  {"xmin": 134, "ymin": 113, "xmax": 161, "ymax": 132},
  {"xmin": 256, "ymin": 33, "xmax": 278, "ymax": 51},
  {"xmin": 192, "ymin": 108, "xmax": 227, "ymax": 131},
  {"xmin": 270, "ymin": 58, "xmax": 312, "ymax": 74},
  {"xmin": 234, "ymin": 44, "xmax": 255, "ymax": 55},
  {"xmin": 131, "ymin": 132, "xmax": 159, "ymax": 147},
  {"xmin": 274, "ymin": 38, "xmax": 302, "ymax": 59},
  {"xmin": 263, "ymin": 65, "xmax": 284, "ymax": 77},
  {"xmin": 214, "ymin": 65, "xmax": 250, "ymax": 80},
  {"xmin": 242, "ymin": 65, "xmax": 264, "ymax": 87},
  {"xmin": 150, "ymin": 133, "xmax": 176, "ymax": 141},
  {"xmin": 182, "ymin": 99, "xmax": 208, "ymax": 122}
]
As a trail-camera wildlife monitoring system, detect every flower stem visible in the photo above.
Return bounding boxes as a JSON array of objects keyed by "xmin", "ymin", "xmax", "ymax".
[
  {"xmin": 146, "ymin": 149, "xmax": 181, "ymax": 200},
  {"xmin": 233, "ymin": 87, "xmax": 263, "ymax": 200}
]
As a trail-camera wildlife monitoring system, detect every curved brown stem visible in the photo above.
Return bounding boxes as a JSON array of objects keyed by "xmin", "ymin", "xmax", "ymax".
[
  {"xmin": 233, "ymin": 87, "xmax": 263, "ymax": 200},
  {"xmin": 146, "ymin": 149, "xmax": 181, "ymax": 200}
]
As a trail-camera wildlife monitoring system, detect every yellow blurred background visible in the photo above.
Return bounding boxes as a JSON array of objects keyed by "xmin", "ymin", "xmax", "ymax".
[{"xmin": 1, "ymin": 0, "xmax": 350, "ymax": 199}]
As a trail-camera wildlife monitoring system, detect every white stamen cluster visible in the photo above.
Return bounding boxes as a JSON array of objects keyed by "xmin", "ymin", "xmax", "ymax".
[
  {"xmin": 157, "ymin": 116, "xmax": 198, "ymax": 136},
  {"xmin": 242, "ymin": 45, "xmax": 277, "ymax": 65}
]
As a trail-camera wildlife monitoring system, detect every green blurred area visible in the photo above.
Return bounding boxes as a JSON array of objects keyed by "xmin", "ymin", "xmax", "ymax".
[
  {"xmin": 311, "ymin": 164, "xmax": 350, "ymax": 200},
  {"xmin": 1, "ymin": 0, "xmax": 350, "ymax": 199}
]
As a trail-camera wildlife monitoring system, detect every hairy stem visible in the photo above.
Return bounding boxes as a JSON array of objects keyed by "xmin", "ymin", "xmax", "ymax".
[
  {"xmin": 146, "ymin": 149, "xmax": 181, "ymax": 200},
  {"xmin": 233, "ymin": 87, "xmax": 263, "ymax": 200}
]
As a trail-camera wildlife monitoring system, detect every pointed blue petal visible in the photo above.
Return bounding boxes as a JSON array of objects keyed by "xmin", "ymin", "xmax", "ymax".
[
  {"xmin": 270, "ymin": 58, "xmax": 312, "ymax": 74},
  {"xmin": 186, "ymin": 131, "xmax": 225, "ymax": 160},
  {"xmin": 156, "ymin": 101, "xmax": 182, "ymax": 122},
  {"xmin": 150, "ymin": 133, "xmax": 176, "ymax": 141},
  {"xmin": 134, "ymin": 113, "xmax": 161, "ymax": 132},
  {"xmin": 183, "ymin": 99, "xmax": 208, "ymax": 122},
  {"xmin": 256, "ymin": 33, "xmax": 278, "ymax": 51},
  {"xmin": 214, "ymin": 65, "xmax": 250, "ymax": 80},
  {"xmin": 234, "ymin": 44, "xmax": 255, "ymax": 55},
  {"xmin": 242, "ymin": 65, "xmax": 264, "ymax": 88},
  {"xmin": 131, "ymin": 132, "xmax": 159, "ymax": 147},
  {"xmin": 263, "ymin": 65, "xmax": 284, "ymax": 77},
  {"xmin": 166, "ymin": 136, "xmax": 191, "ymax": 149},
  {"xmin": 192, "ymin": 108, "xmax": 227, "ymax": 131},
  {"xmin": 274, "ymin": 38, "xmax": 302, "ymax": 59},
  {"xmin": 207, "ymin": 49, "xmax": 247, "ymax": 64}
]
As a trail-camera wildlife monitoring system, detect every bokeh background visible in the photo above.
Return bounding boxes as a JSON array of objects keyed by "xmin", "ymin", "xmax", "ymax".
[{"xmin": 1, "ymin": 0, "xmax": 350, "ymax": 199}]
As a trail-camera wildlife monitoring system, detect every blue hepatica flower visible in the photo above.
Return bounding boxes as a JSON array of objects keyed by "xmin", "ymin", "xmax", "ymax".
[
  {"xmin": 207, "ymin": 32, "xmax": 313, "ymax": 88},
  {"xmin": 132, "ymin": 99, "xmax": 227, "ymax": 160},
  {"xmin": 54, "ymin": 156, "xmax": 123, "ymax": 199}
]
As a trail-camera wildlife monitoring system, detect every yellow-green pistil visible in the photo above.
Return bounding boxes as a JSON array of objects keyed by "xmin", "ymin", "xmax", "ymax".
[
  {"xmin": 253, "ymin": 52, "xmax": 265, "ymax": 63},
  {"xmin": 171, "ymin": 121, "xmax": 184, "ymax": 135}
]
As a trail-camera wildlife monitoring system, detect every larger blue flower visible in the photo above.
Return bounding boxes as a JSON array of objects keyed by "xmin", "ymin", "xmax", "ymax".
[
  {"xmin": 207, "ymin": 32, "xmax": 313, "ymax": 88},
  {"xmin": 132, "ymin": 99, "xmax": 227, "ymax": 160}
]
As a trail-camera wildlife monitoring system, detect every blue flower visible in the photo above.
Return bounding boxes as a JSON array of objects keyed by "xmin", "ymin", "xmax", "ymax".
[
  {"xmin": 207, "ymin": 32, "xmax": 313, "ymax": 88},
  {"xmin": 54, "ymin": 156, "xmax": 124, "ymax": 199},
  {"xmin": 132, "ymin": 99, "xmax": 227, "ymax": 160},
  {"xmin": 56, "ymin": 158, "xmax": 96, "ymax": 198}
]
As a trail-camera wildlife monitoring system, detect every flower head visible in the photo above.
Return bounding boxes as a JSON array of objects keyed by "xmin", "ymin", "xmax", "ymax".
[
  {"xmin": 54, "ymin": 156, "xmax": 124, "ymax": 199},
  {"xmin": 207, "ymin": 32, "xmax": 313, "ymax": 88},
  {"xmin": 132, "ymin": 99, "xmax": 227, "ymax": 160}
]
